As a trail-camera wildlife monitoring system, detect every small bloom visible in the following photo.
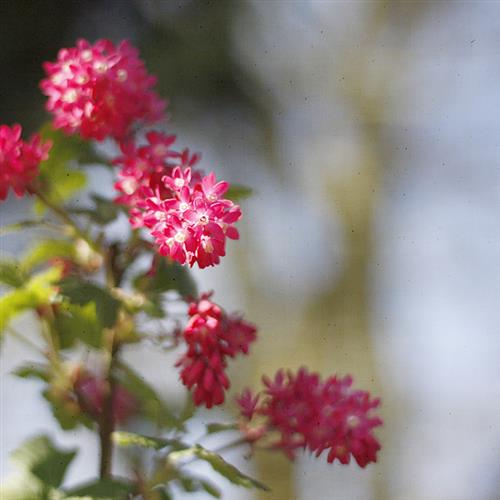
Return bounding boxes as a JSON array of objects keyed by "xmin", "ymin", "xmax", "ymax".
[
  {"xmin": 0, "ymin": 124, "xmax": 51, "ymax": 200},
  {"xmin": 176, "ymin": 293, "xmax": 257, "ymax": 408},
  {"xmin": 237, "ymin": 368, "xmax": 382, "ymax": 468},
  {"xmin": 40, "ymin": 39, "xmax": 166, "ymax": 141},
  {"xmin": 74, "ymin": 373, "xmax": 137, "ymax": 425}
]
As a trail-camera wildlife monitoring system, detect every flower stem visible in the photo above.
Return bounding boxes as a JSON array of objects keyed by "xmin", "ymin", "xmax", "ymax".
[{"xmin": 33, "ymin": 189, "xmax": 102, "ymax": 255}]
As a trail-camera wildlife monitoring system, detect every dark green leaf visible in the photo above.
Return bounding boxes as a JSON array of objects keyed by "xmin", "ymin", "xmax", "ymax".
[
  {"xmin": 133, "ymin": 258, "xmax": 197, "ymax": 299},
  {"xmin": 65, "ymin": 478, "xmax": 133, "ymax": 499},
  {"xmin": 0, "ymin": 259, "xmax": 28, "ymax": 287},
  {"xmin": 88, "ymin": 194, "xmax": 121, "ymax": 225},
  {"xmin": 10, "ymin": 435, "xmax": 76, "ymax": 488},
  {"xmin": 58, "ymin": 277, "xmax": 120, "ymax": 328},
  {"xmin": 54, "ymin": 302, "xmax": 102, "ymax": 349},
  {"xmin": 225, "ymin": 184, "xmax": 253, "ymax": 202},
  {"xmin": 116, "ymin": 363, "xmax": 179, "ymax": 429}
]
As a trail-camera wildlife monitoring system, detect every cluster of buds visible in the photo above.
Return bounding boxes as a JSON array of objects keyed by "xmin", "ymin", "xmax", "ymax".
[
  {"xmin": 176, "ymin": 293, "xmax": 257, "ymax": 408},
  {"xmin": 237, "ymin": 368, "xmax": 382, "ymax": 467}
]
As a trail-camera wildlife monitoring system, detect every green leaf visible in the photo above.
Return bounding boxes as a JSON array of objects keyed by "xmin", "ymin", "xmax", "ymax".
[
  {"xmin": 22, "ymin": 240, "xmax": 74, "ymax": 271},
  {"xmin": 90, "ymin": 194, "xmax": 121, "ymax": 225},
  {"xmin": 205, "ymin": 423, "xmax": 238, "ymax": 435},
  {"xmin": 65, "ymin": 478, "xmax": 133, "ymax": 499},
  {"xmin": 54, "ymin": 302, "xmax": 102, "ymax": 349},
  {"xmin": 175, "ymin": 474, "xmax": 221, "ymax": 498},
  {"xmin": 35, "ymin": 124, "xmax": 91, "ymax": 213},
  {"xmin": 225, "ymin": 184, "xmax": 253, "ymax": 202},
  {"xmin": 133, "ymin": 258, "xmax": 197, "ymax": 299},
  {"xmin": 0, "ymin": 259, "xmax": 28, "ymax": 287},
  {"xmin": 13, "ymin": 364, "xmax": 50, "ymax": 382},
  {"xmin": 189, "ymin": 445, "xmax": 269, "ymax": 491},
  {"xmin": 112, "ymin": 431, "xmax": 175, "ymax": 450},
  {"xmin": 10, "ymin": 435, "xmax": 76, "ymax": 488},
  {"xmin": 0, "ymin": 473, "xmax": 60, "ymax": 500},
  {"xmin": 0, "ymin": 266, "xmax": 61, "ymax": 332},
  {"xmin": 116, "ymin": 363, "xmax": 179, "ymax": 429},
  {"xmin": 59, "ymin": 277, "xmax": 120, "ymax": 328}
]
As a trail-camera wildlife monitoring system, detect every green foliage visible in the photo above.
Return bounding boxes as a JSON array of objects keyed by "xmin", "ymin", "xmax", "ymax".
[
  {"xmin": 22, "ymin": 239, "xmax": 75, "ymax": 271},
  {"xmin": 58, "ymin": 277, "xmax": 120, "ymax": 328},
  {"xmin": 134, "ymin": 257, "xmax": 197, "ymax": 299},
  {"xmin": 65, "ymin": 478, "xmax": 133, "ymax": 499},
  {"xmin": 205, "ymin": 422, "xmax": 238, "ymax": 435},
  {"xmin": 191, "ymin": 445, "xmax": 268, "ymax": 491},
  {"xmin": 112, "ymin": 431, "xmax": 184, "ymax": 451},
  {"xmin": 54, "ymin": 302, "xmax": 102, "ymax": 349},
  {"xmin": 225, "ymin": 184, "xmax": 253, "ymax": 202},
  {"xmin": 10, "ymin": 435, "xmax": 76, "ymax": 488},
  {"xmin": 35, "ymin": 124, "xmax": 89, "ymax": 214},
  {"xmin": 71, "ymin": 194, "xmax": 123, "ymax": 226},
  {"xmin": 0, "ymin": 266, "xmax": 61, "ymax": 333},
  {"xmin": 0, "ymin": 259, "xmax": 28, "ymax": 287},
  {"xmin": 115, "ymin": 363, "xmax": 179, "ymax": 429}
]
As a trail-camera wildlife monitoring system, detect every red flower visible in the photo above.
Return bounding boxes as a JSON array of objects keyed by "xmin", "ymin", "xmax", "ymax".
[
  {"xmin": 113, "ymin": 132, "xmax": 199, "ymax": 227},
  {"xmin": 40, "ymin": 39, "xmax": 165, "ymax": 141},
  {"xmin": 142, "ymin": 168, "xmax": 241, "ymax": 268},
  {"xmin": 176, "ymin": 293, "xmax": 257, "ymax": 408},
  {"xmin": 0, "ymin": 124, "xmax": 51, "ymax": 200},
  {"xmin": 237, "ymin": 368, "xmax": 382, "ymax": 468}
]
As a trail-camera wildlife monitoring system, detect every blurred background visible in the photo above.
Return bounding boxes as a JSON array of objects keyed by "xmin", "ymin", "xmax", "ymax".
[{"xmin": 1, "ymin": 1, "xmax": 500, "ymax": 499}]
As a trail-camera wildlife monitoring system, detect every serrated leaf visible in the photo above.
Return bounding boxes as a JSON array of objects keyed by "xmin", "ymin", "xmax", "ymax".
[
  {"xmin": 225, "ymin": 184, "xmax": 253, "ymax": 202},
  {"xmin": 54, "ymin": 302, "xmax": 102, "ymax": 349},
  {"xmin": 0, "ymin": 266, "xmax": 61, "ymax": 332},
  {"xmin": 205, "ymin": 423, "xmax": 238, "ymax": 435},
  {"xmin": 116, "ymin": 363, "xmax": 179, "ymax": 429},
  {"xmin": 22, "ymin": 240, "xmax": 75, "ymax": 271},
  {"xmin": 11, "ymin": 435, "xmax": 76, "ymax": 488},
  {"xmin": 58, "ymin": 277, "xmax": 120, "ymax": 328},
  {"xmin": 191, "ymin": 445, "xmax": 269, "ymax": 491},
  {"xmin": 65, "ymin": 478, "xmax": 133, "ymax": 499},
  {"xmin": 0, "ymin": 259, "xmax": 28, "ymax": 287}
]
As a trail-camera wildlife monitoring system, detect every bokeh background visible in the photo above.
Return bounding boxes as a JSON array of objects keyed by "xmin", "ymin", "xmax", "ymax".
[{"xmin": 1, "ymin": 1, "xmax": 500, "ymax": 499}]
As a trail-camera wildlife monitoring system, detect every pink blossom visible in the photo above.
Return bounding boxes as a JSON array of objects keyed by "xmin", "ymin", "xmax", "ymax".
[
  {"xmin": 113, "ymin": 132, "xmax": 199, "ymax": 227},
  {"xmin": 40, "ymin": 39, "xmax": 165, "ymax": 141},
  {"xmin": 142, "ymin": 169, "xmax": 241, "ymax": 269},
  {"xmin": 0, "ymin": 124, "xmax": 51, "ymax": 200},
  {"xmin": 176, "ymin": 293, "xmax": 257, "ymax": 408},
  {"xmin": 237, "ymin": 368, "xmax": 382, "ymax": 468}
]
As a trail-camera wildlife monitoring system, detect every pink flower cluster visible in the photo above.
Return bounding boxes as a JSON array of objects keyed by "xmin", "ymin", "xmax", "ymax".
[
  {"xmin": 176, "ymin": 293, "xmax": 257, "ymax": 408},
  {"xmin": 40, "ymin": 39, "xmax": 165, "ymax": 141},
  {"xmin": 113, "ymin": 131, "xmax": 241, "ymax": 268},
  {"xmin": 113, "ymin": 131, "xmax": 199, "ymax": 227},
  {"xmin": 0, "ymin": 124, "xmax": 51, "ymax": 200},
  {"xmin": 237, "ymin": 368, "xmax": 382, "ymax": 468},
  {"xmin": 74, "ymin": 373, "xmax": 137, "ymax": 425},
  {"xmin": 142, "ymin": 168, "xmax": 241, "ymax": 268}
]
